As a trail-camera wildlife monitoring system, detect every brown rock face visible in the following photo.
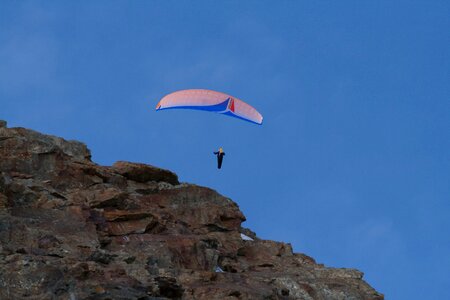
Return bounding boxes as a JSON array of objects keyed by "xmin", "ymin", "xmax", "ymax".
[
  {"xmin": 0, "ymin": 121, "xmax": 383, "ymax": 300},
  {"xmin": 112, "ymin": 161, "xmax": 179, "ymax": 185}
]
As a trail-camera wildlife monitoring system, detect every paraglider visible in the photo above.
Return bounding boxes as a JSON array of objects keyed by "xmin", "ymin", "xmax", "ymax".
[
  {"xmin": 156, "ymin": 89, "xmax": 262, "ymax": 169},
  {"xmin": 213, "ymin": 147, "xmax": 225, "ymax": 169},
  {"xmin": 156, "ymin": 89, "xmax": 263, "ymax": 125}
]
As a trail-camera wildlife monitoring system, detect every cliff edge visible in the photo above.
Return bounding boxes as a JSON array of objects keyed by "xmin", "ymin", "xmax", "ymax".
[{"xmin": 0, "ymin": 120, "xmax": 383, "ymax": 299}]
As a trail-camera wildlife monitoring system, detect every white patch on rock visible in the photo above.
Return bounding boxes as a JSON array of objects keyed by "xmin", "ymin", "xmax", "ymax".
[{"xmin": 240, "ymin": 233, "xmax": 254, "ymax": 241}]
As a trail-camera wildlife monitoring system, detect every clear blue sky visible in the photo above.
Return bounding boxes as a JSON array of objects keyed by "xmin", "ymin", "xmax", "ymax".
[{"xmin": 1, "ymin": 1, "xmax": 449, "ymax": 298}]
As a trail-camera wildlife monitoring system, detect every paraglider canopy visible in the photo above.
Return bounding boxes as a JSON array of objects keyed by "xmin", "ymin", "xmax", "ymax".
[{"xmin": 156, "ymin": 89, "xmax": 263, "ymax": 125}]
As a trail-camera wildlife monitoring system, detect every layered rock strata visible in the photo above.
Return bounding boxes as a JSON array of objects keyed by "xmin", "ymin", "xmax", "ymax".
[{"xmin": 0, "ymin": 120, "xmax": 383, "ymax": 299}]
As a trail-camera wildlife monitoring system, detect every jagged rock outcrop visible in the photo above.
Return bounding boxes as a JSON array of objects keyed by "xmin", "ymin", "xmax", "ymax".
[{"xmin": 0, "ymin": 120, "xmax": 383, "ymax": 299}]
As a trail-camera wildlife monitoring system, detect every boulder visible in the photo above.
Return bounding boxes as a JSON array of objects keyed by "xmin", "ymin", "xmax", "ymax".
[{"xmin": 112, "ymin": 161, "xmax": 179, "ymax": 185}]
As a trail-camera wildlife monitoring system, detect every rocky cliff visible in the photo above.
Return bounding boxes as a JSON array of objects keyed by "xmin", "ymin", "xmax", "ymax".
[{"xmin": 0, "ymin": 120, "xmax": 383, "ymax": 299}]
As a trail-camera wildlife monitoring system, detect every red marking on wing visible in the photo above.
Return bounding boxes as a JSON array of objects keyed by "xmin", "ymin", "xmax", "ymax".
[{"xmin": 229, "ymin": 99, "xmax": 235, "ymax": 112}]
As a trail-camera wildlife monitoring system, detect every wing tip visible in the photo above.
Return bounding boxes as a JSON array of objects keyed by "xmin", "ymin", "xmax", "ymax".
[{"xmin": 257, "ymin": 116, "xmax": 263, "ymax": 125}]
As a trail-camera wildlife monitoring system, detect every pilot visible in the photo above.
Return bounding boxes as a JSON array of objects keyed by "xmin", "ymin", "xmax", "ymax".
[{"xmin": 213, "ymin": 147, "xmax": 225, "ymax": 169}]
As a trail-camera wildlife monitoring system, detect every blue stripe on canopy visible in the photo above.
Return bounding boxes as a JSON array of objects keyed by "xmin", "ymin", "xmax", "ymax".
[
  {"xmin": 222, "ymin": 111, "xmax": 263, "ymax": 125},
  {"xmin": 157, "ymin": 98, "xmax": 230, "ymax": 112}
]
